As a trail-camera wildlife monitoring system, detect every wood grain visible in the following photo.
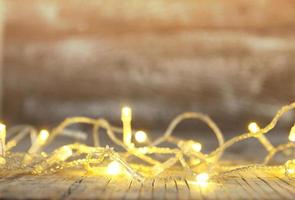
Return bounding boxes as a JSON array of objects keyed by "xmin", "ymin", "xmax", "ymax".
[{"xmin": 0, "ymin": 169, "xmax": 294, "ymax": 199}]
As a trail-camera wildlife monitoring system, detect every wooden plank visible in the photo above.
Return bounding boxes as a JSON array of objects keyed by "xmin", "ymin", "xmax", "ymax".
[
  {"xmin": 153, "ymin": 178, "xmax": 166, "ymax": 199},
  {"xmin": 138, "ymin": 178, "xmax": 153, "ymax": 200},
  {"xmin": 66, "ymin": 176, "xmax": 110, "ymax": 199},
  {"xmin": 239, "ymin": 173, "xmax": 269, "ymax": 199},
  {"xmin": 0, "ymin": 169, "xmax": 294, "ymax": 199},
  {"xmin": 123, "ymin": 178, "xmax": 142, "ymax": 200},
  {"xmin": 174, "ymin": 178, "xmax": 190, "ymax": 200},
  {"xmin": 185, "ymin": 178, "xmax": 203, "ymax": 200},
  {"xmin": 0, "ymin": 174, "xmax": 76, "ymax": 199},
  {"xmin": 3, "ymin": 0, "xmax": 295, "ymax": 130},
  {"xmin": 257, "ymin": 176, "xmax": 293, "ymax": 199}
]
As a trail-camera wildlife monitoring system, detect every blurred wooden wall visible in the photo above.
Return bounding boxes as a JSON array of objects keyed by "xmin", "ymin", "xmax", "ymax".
[
  {"xmin": 2, "ymin": 0, "xmax": 295, "ymax": 131},
  {"xmin": 0, "ymin": 0, "xmax": 4, "ymax": 117}
]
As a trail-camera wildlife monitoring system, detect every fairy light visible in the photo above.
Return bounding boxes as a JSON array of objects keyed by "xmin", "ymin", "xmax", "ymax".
[
  {"xmin": 288, "ymin": 125, "xmax": 295, "ymax": 142},
  {"xmin": 248, "ymin": 122, "xmax": 260, "ymax": 133},
  {"xmin": 38, "ymin": 129, "xmax": 50, "ymax": 144},
  {"xmin": 0, "ymin": 123, "xmax": 6, "ymax": 156},
  {"xmin": 107, "ymin": 161, "xmax": 122, "ymax": 175},
  {"xmin": 285, "ymin": 159, "xmax": 295, "ymax": 177},
  {"xmin": 195, "ymin": 173, "xmax": 209, "ymax": 185},
  {"xmin": 248, "ymin": 122, "xmax": 273, "ymax": 151},
  {"xmin": 121, "ymin": 107, "xmax": 133, "ymax": 147},
  {"xmin": 0, "ymin": 102, "xmax": 294, "ymax": 183},
  {"xmin": 28, "ymin": 129, "xmax": 49, "ymax": 154},
  {"xmin": 192, "ymin": 142, "xmax": 202, "ymax": 152},
  {"xmin": 55, "ymin": 146, "xmax": 73, "ymax": 161},
  {"xmin": 135, "ymin": 131, "xmax": 147, "ymax": 143}
]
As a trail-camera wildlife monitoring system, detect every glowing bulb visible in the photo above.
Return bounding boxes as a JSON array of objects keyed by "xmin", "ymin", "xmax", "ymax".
[
  {"xmin": 121, "ymin": 106, "xmax": 132, "ymax": 147},
  {"xmin": 28, "ymin": 129, "xmax": 50, "ymax": 154},
  {"xmin": 196, "ymin": 173, "xmax": 209, "ymax": 182},
  {"xmin": 0, "ymin": 123, "xmax": 6, "ymax": 156},
  {"xmin": 196, "ymin": 173, "xmax": 209, "ymax": 186},
  {"xmin": 107, "ymin": 161, "xmax": 122, "ymax": 175},
  {"xmin": 121, "ymin": 107, "xmax": 132, "ymax": 121},
  {"xmin": 38, "ymin": 129, "xmax": 49, "ymax": 145},
  {"xmin": 285, "ymin": 159, "xmax": 295, "ymax": 177},
  {"xmin": 248, "ymin": 122, "xmax": 260, "ymax": 133},
  {"xmin": 0, "ymin": 123, "xmax": 5, "ymax": 133},
  {"xmin": 56, "ymin": 146, "xmax": 73, "ymax": 161},
  {"xmin": 289, "ymin": 125, "xmax": 295, "ymax": 142},
  {"xmin": 0, "ymin": 123, "xmax": 6, "ymax": 140},
  {"xmin": 135, "ymin": 131, "xmax": 147, "ymax": 143},
  {"xmin": 192, "ymin": 142, "xmax": 202, "ymax": 152},
  {"xmin": 247, "ymin": 122, "xmax": 274, "ymax": 151}
]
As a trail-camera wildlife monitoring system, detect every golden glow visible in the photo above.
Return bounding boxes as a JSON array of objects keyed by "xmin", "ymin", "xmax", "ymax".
[
  {"xmin": 248, "ymin": 122, "xmax": 273, "ymax": 151},
  {"xmin": 0, "ymin": 123, "xmax": 5, "ymax": 132},
  {"xmin": 0, "ymin": 123, "xmax": 6, "ymax": 156},
  {"xmin": 38, "ymin": 129, "xmax": 49, "ymax": 145},
  {"xmin": 0, "ymin": 123, "xmax": 6, "ymax": 139},
  {"xmin": 196, "ymin": 173, "xmax": 209, "ymax": 185},
  {"xmin": 0, "ymin": 157, "xmax": 6, "ymax": 165},
  {"xmin": 28, "ymin": 129, "xmax": 50, "ymax": 154},
  {"xmin": 57, "ymin": 146, "xmax": 73, "ymax": 161},
  {"xmin": 135, "ymin": 131, "xmax": 147, "ymax": 143},
  {"xmin": 196, "ymin": 173, "xmax": 209, "ymax": 182},
  {"xmin": 1, "ymin": 101, "xmax": 295, "ymax": 182},
  {"xmin": 285, "ymin": 160, "xmax": 295, "ymax": 177},
  {"xmin": 192, "ymin": 142, "xmax": 202, "ymax": 152},
  {"xmin": 289, "ymin": 125, "xmax": 295, "ymax": 142},
  {"xmin": 248, "ymin": 122, "xmax": 260, "ymax": 133},
  {"xmin": 121, "ymin": 107, "xmax": 132, "ymax": 121},
  {"xmin": 121, "ymin": 106, "xmax": 132, "ymax": 147},
  {"xmin": 107, "ymin": 161, "xmax": 122, "ymax": 175}
]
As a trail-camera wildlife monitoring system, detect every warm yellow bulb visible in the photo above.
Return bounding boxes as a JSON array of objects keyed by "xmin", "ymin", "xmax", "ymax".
[
  {"xmin": 57, "ymin": 146, "xmax": 73, "ymax": 161},
  {"xmin": 285, "ymin": 159, "xmax": 295, "ymax": 177},
  {"xmin": 135, "ymin": 131, "xmax": 147, "ymax": 143},
  {"xmin": 121, "ymin": 107, "xmax": 132, "ymax": 121},
  {"xmin": 121, "ymin": 106, "xmax": 133, "ymax": 147},
  {"xmin": 289, "ymin": 125, "xmax": 295, "ymax": 142},
  {"xmin": 0, "ymin": 123, "xmax": 6, "ymax": 156},
  {"xmin": 107, "ymin": 161, "xmax": 122, "ymax": 175},
  {"xmin": 0, "ymin": 123, "xmax": 5, "ymax": 132},
  {"xmin": 195, "ymin": 173, "xmax": 209, "ymax": 187},
  {"xmin": 38, "ymin": 130, "xmax": 49, "ymax": 144},
  {"xmin": 0, "ymin": 123, "xmax": 6, "ymax": 138},
  {"xmin": 192, "ymin": 142, "xmax": 202, "ymax": 152},
  {"xmin": 196, "ymin": 172, "xmax": 209, "ymax": 182},
  {"xmin": 248, "ymin": 122, "xmax": 260, "ymax": 133}
]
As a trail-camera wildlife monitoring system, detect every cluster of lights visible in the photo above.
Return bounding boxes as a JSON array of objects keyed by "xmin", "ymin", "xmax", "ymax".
[{"xmin": 0, "ymin": 102, "xmax": 295, "ymax": 185}]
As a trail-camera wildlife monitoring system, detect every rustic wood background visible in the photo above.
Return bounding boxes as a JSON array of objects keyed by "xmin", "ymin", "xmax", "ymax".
[{"xmin": 1, "ymin": 0, "xmax": 295, "ymax": 132}]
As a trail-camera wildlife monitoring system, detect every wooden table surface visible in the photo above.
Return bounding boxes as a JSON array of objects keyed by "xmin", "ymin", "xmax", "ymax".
[
  {"xmin": 0, "ymin": 167, "xmax": 294, "ymax": 200},
  {"xmin": 0, "ymin": 134, "xmax": 293, "ymax": 199}
]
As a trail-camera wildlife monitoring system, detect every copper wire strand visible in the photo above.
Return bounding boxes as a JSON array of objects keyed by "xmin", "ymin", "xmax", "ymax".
[{"xmin": 0, "ymin": 102, "xmax": 295, "ymax": 181}]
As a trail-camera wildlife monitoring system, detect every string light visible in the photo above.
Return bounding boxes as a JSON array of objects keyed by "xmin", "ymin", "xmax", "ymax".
[
  {"xmin": 192, "ymin": 142, "xmax": 202, "ymax": 152},
  {"xmin": 0, "ymin": 102, "xmax": 294, "ymax": 184},
  {"xmin": 135, "ymin": 131, "xmax": 147, "ymax": 143},
  {"xmin": 28, "ymin": 129, "xmax": 49, "ymax": 154},
  {"xmin": 121, "ymin": 107, "xmax": 133, "ymax": 148},
  {"xmin": 107, "ymin": 161, "xmax": 122, "ymax": 175},
  {"xmin": 288, "ymin": 125, "xmax": 295, "ymax": 142},
  {"xmin": 195, "ymin": 173, "xmax": 209, "ymax": 186},
  {"xmin": 248, "ymin": 122, "xmax": 260, "ymax": 133},
  {"xmin": 0, "ymin": 123, "xmax": 6, "ymax": 157},
  {"xmin": 0, "ymin": 123, "xmax": 6, "ymax": 165},
  {"xmin": 248, "ymin": 122, "xmax": 273, "ymax": 151},
  {"xmin": 285, "ymin": 159, "xmax": 295, "ymax": 177}
]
